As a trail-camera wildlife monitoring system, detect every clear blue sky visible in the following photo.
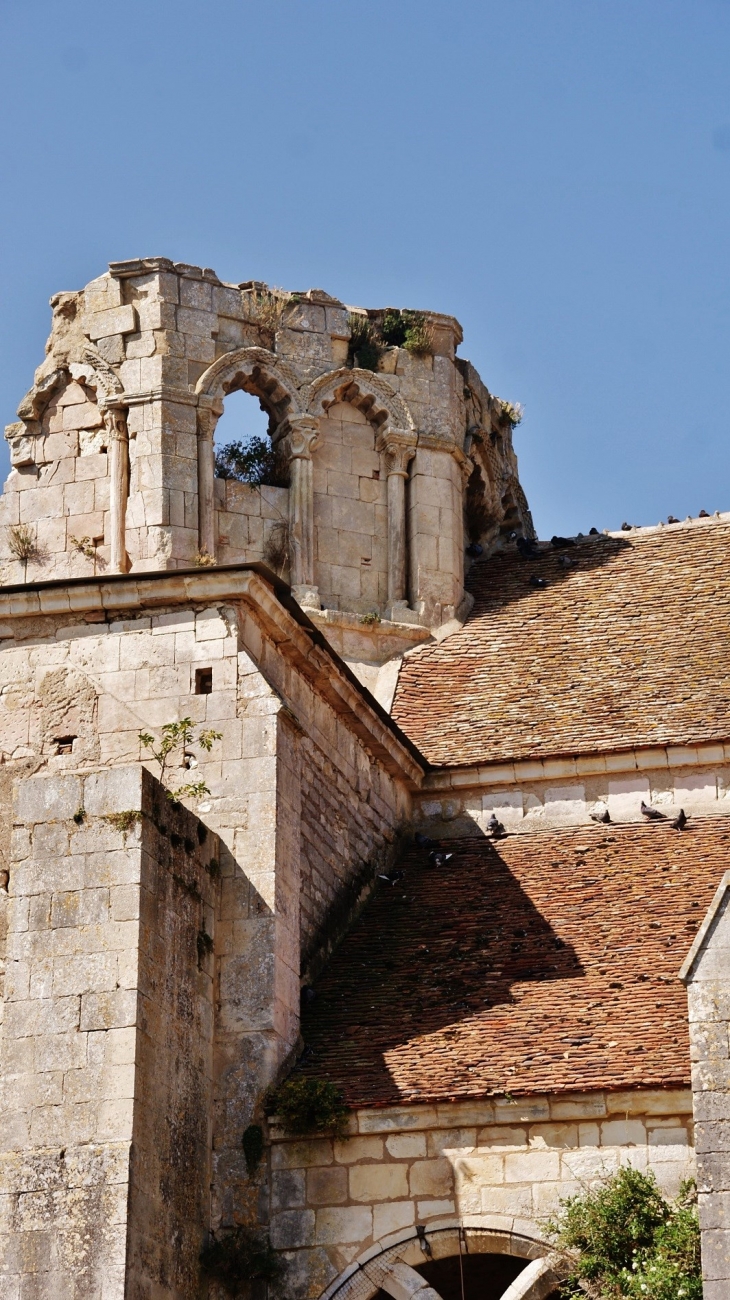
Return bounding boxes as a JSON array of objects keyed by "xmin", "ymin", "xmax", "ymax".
[{"xmin": 1, "ymin": 0, "xmax": 729, "ymax": 536}]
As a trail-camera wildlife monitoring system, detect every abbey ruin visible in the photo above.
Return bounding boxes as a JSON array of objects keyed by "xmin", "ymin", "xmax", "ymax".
[{"xmin": 0, "ymin": 259, "xmax": 728, "ymax": 1299}]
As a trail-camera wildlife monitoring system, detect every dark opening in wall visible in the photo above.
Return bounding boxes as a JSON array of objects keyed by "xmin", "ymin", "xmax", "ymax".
[
  {"xmin": 195, "ymin": 668, "xmax": 213, "ymax": 695},
  {"xmin": 54, "ymin": 736, "xmax": 76, "ymax": 754}
]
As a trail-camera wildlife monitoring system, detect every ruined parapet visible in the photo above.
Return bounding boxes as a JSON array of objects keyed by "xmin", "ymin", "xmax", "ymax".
[{"xmin": 1, "ymin": 258, "xmax": 532, "ymax": 636}]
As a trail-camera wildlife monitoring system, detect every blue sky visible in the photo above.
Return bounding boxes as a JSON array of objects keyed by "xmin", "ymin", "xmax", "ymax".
[{"xmin": 1, "ymin": 0, "xmax": 729, "ymax": 536}]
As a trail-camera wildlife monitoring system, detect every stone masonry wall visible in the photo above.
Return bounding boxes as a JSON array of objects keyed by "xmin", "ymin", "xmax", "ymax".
[
  {"xmin": 313, "ymin": 404, "xmax": 388, "ymax": 615},
  {"xmin": 268, "ymin": 1089, "xmax": 694, "ymax": 1300},
  {"xmin": 683, "ymin": 876, "xmax": 730, "ymax": 1300},
  {"xmin": 0, "ymin": 765, "xmax": 220, "ymax": 1300},
  {"xmin": 0, "ymin": 579, "xmax": 415, "ymax": 1259},
  {"xmin": 415, "ymin": 745, "xmax": 730, "ymax": 839}
]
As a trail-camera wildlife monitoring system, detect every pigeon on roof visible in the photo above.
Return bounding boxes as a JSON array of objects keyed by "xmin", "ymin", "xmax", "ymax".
[{"xmin": 641, "ymin": 800, "xmax": 666, "ymax": 821}]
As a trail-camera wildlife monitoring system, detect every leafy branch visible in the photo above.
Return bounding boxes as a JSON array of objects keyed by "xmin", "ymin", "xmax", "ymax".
[{"xmin": 139, "ymin": 718, "xmax": 222, "ymax": 802}]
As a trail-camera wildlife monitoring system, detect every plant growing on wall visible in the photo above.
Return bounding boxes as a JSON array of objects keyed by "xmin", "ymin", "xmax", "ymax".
[
  {"xmin": 241, "ymin": 286, "xmax": 287, "ymax": 341},
  {"xmin": 200, "ymin": 1226, "xmax": 281, "ymax": 1294},
  {"xmin": 139, "ymin": 718, "xmax": 222, "ymax": 803},
  {"xmin": 496, "ymin": 398, "xmax": 524, "ymax": 427},
  {"xmin": 6, "ymin": 523, "xmax": 39, "ymax": 564},
  {"xmin": 380, "ymin": 308, "xmax": 434, "ymax": 356},
  {"xmin": 548, "ymin": 1167, "xmax": 701, "ymax": 1299},
  {"xmin": 347, "ymin": 313, "xmax": 382, "ymax": 371},
  {"xmin": 267, "ymin": 1076, "xmax": 350, "ymax": 1138},
  {"xmin": 347, "ymin": 309, "xmax": 435, "ymax": 371}
]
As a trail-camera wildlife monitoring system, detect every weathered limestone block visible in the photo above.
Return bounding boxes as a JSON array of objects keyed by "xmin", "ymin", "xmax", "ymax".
[
  {"xmin": 0, "ymin": 765, "xmax": 220, "ymax": 1299},
  {"xmin": 681, "ymin": 873, "xmax": 730, "ymax": 1297}
]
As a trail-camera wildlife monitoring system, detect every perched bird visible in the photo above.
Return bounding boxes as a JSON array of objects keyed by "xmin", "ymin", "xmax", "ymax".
[
  {"xmin": 507, "ymin": 530, "xmax": 519, "ymax": 541},
  {"xmin": 465, "ymin": 542, "xmax": 483, "ymax": 558},
  {"xmin": 0, "ymin": 870, "xmax": 8, "ymax": 891},
  {"xmin": 529, "ymin": 575, "xmax": 547, "ymax": 588},
  {"xmin": 699, "ymin": 509, "xmax": 710, "ymax": 518},
  {"xmin": 550, "ymin": 535, "xmax": 576, "ymax": 548},
  {"xmin": 641, "ymin": 800, "xmax": 666, "ymax": 821},
  {"xmin": 428, "ymin": 851, "xmax": 453, "ymax": 868},
  {"xmin": 671, "ymin": 809, "xmax": 688, "ymax": 831},
  {"xmin": 590, "ymin": 808, "xmax": 610, "ymax": 824},
  {"xmin": 589, "ymin": 527, "xmax": 599, "ymax": 535},
  {"xmin": 621, "ymin": 522, "xmax": 634, "ymax": 531},
  {"xmin": 414, "ymin": 831, "xmax": 435, "ymax": 849},
  {"xmin": 487, "ymin": 814, "xmax": 506, "ymax": 838},
  {"xmin": 557, "ymin": 554, "xmax": 577, "ymax": 569},
  {"xmin": 667, "ymin": 515, "xmax": 679, "ymax": 524},
  {"xmin": 516, "ymin": 536, "xmax": 539, "ymax": 559},
  {"xmin": 379, "ymin": 869, "xmax": 406, "ymax": 885}
]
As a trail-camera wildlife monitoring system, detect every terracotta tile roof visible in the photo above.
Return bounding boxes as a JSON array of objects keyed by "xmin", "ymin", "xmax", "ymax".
[
  {"xmin": 298, "ymin": 818, "xmax": 726, "ymax": 1107},
  {"xmin": 392, "ymin": 521, "xmax": 730, "ymax": 767}
]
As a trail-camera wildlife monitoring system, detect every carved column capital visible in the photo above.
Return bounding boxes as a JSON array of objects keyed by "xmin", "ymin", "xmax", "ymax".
[
  {"xmin": 102, "ymin": 405, "xmax": 129, "ymax": 442},
  {"xmin": 280, "ymin": 415, "xmax": 320, "ymax": 461},
  {"xmin": 376, "ymin": 428, "xmax": 417, "ymax": 478},
  {"xmin": 196, "ymin": 399, "xmax": 223, "ymax": 442}
]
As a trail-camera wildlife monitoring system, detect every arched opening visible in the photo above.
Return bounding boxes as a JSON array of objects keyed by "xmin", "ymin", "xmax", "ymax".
[
  {"xmin": 213, "ymin": 388, "xmax": 286, "ymax": 488},
  {"xmin": 372, "ymin": 1255, "xmax": 559, "ymax": 1300}
]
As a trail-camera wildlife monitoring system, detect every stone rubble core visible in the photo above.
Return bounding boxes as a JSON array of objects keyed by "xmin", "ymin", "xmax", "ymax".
[{"xmin": 0, "ymin": 259, "xmax": 728, "ymax": 1300}]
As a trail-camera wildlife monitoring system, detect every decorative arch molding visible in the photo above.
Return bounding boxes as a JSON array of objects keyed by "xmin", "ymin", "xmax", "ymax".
[
  {"xmin": 15, "ymin": 346, "xmax": 123, "ymax": 429},
  {"xmin": 306, "ymin": 367, "xmax": 415, "ymax": 434},
  {"xmin": 318, "ymin": 1223, "xmax": 562, "ymax": 1300},
  {"xmin": 194, "ymin": 346, "xmax": 303, "ymax": 422}
]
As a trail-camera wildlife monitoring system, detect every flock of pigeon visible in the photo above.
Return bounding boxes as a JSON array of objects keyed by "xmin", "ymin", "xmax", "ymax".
[
  {"xmin": 465, "ymin": 514, "xmax": 715, "ymax": 590},
  {"xmin": 480, "ymin": 800, "xmax": 688, "ymax": 842}
]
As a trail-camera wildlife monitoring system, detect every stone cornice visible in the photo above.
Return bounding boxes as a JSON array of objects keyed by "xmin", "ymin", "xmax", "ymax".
[
  {"xmin": 423, "ymin": 741, "xmax": 730, "ymax": 792},
  {"xmin": 0, "ymin": 564, "xmax": 425, "ymax": 786}
]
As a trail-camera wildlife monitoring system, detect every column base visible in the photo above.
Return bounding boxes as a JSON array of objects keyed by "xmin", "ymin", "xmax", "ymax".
[
  {"xmin": 385, "ymin": 599, "xmax": 423, "ymax": 626},
  {"xmin": 291, "ymin": 583, "xmax": 321, "ymax": 611}
]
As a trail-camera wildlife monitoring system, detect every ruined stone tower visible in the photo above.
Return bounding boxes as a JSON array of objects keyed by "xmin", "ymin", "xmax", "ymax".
[{"xmin": 1, "ymin": 258, "xmax": 532, "ymax": 693}]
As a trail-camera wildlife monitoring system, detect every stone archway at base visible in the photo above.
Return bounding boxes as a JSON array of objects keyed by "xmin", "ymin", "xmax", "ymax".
[{"xmin": 320, "ymin": 1226, "xmax": 562, "ymax": 1300}]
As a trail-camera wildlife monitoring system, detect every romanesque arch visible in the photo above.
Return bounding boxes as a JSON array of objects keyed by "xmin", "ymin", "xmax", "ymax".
[
  {"xmin": 195, "ymin": 346, "xmax": 303, "ymax": 425},
  {"xmin": 306, "ymin": 367, "xmax": 415, "ymax": 434},
  {"xmin": 319, "ymin": 1225, "xmax": 561, "ymax": 1300}
]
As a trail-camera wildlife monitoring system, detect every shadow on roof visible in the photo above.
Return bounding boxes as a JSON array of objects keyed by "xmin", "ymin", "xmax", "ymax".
[{"xmin": 298, "ymin": 836, "xmax": 584, "ymax": 1104}]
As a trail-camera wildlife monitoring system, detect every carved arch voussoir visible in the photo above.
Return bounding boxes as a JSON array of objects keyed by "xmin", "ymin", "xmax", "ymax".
[
  {"xmin": 195, "ymin": 347, "xmax": 303, "ymax": 419},
  {"xmin": 319, "ymin": 1223, "xmax": 561, "ymax": 1300},
  {"xmin": 15, "ymin": 346, "xmax": 123, "ymax": 427},
  {"xmin": 305, "ymin": 367, "xmax": 415, "ymax": 433}
]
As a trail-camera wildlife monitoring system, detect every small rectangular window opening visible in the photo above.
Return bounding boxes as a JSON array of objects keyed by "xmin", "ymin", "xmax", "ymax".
[
  {"xmin": 55, "ymin": 736, "xmax": 76, "ymax": 754},
  {"xmin": 195, "ymin": 668, "xmax": 213, "ymax": 695}
]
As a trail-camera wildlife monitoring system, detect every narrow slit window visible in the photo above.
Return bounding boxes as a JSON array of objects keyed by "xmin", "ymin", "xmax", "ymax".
[
  {"xmin": 54, "ymin": 736, "xmax": 76, "ymax": 754},
  {"xmin": 195, "ymin": 668, "xmax": 213, "ymax": 695}
]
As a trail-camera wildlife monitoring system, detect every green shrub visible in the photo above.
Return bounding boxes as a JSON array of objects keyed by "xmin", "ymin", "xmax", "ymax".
[
  {"xmin": 549, "ymin": 1167, "xmax": 701, "ymax": 1299},
  {"xmin": 347, "ymin": 314, "xmax": 381, "ymax": 371},
  {"xmin": 268, "ymin": 1076, "xmax": 350, "ymax": 1137},
  {"xmin": 380, "ymin": 309, "xmax": 433, "ymax": 356},
  {"xmin": 200, "ymin": 1226, "xmax": 281, "ymax": 1294},
  {"xmin": 215, "ymin": 436, "xmax": 288, "ymax": 487}
]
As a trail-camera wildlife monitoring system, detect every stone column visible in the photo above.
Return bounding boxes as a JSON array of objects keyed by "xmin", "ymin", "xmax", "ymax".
[
  {"xmin": 196, "ymin": 398, "xmax": 222, "ymax": 562},
  {"xmin": 104, "ymin": 404, "xmax": 130, "ymax": 574},
  {"xmin": 377, "ymin": 429, "xmax": 417, "ymax": 620},
  {"xmin": 283, "ymin": 415, "xmax": 320, "ymax": 608}
]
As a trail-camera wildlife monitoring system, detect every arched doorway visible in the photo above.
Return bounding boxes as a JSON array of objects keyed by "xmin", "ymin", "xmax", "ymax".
[{"xmin": 321, "ymin": 1226, "xmax": 561, "ymax": 1300}]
